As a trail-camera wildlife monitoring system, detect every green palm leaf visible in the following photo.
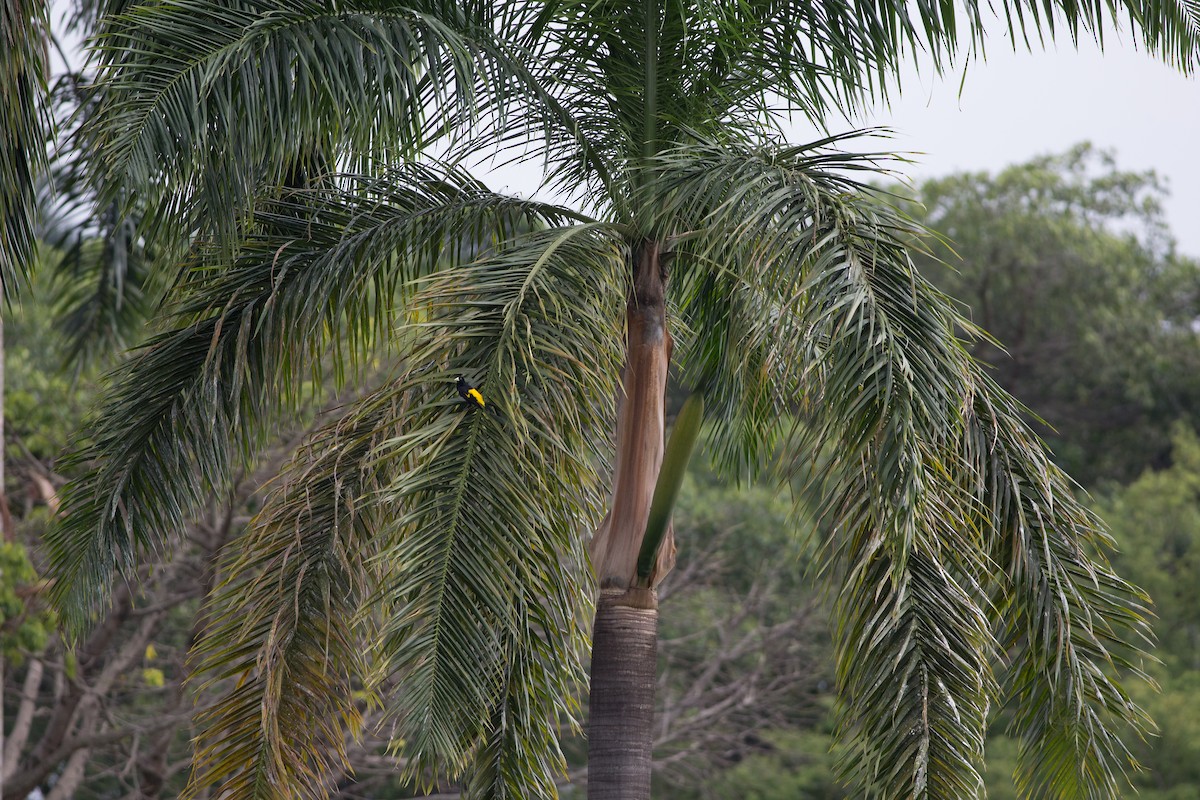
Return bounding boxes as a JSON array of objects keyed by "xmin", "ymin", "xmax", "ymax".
[
  {"xmin": 46, "ymin": 168, "xmax": 584, "ymax": 630},
  {"xmin": 834, "ymin": 533, "xmax": 995, "ymax": 797},
  {"xmin": 652, "ymin": 135, "xmax": 966, "ymax": 481},
  {"xmin": 510, "ymin": 0, "xmax": 1198, "ymax": 212},
  {"xmin": 1, "ymin": 0, "xmax": 51, "ymax": 298},
  {"xmin": 85, "ymin": 0, "xmax": 531, "ymax": 247},
  {"xmin": 369, "ymin": 225, "xmax": 625, "ymax": 794}
]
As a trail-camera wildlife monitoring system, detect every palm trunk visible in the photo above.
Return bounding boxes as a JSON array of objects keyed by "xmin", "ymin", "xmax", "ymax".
[
  {"xmin": 587, "ymin": 239, "xmax": 673, "ymax": 799},
  {"xmin": 588, "ymin": 587, "xmax": 658, "ymax": 799}
]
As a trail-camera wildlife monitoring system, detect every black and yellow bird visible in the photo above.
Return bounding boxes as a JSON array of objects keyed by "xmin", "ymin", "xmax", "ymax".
[{"xmin": 456, "ymin": 375, "xmax": 498, "ymax": 415}]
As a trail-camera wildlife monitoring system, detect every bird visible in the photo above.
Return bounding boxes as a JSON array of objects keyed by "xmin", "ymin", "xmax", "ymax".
[{"xmin": 455, "ymin": 375, "xmax": 497, "ymax": 415}]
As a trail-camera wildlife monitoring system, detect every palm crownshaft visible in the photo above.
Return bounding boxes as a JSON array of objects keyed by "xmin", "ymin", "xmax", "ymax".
[{"xmin": 41, "ymin": 0, "xmax": 1197, "ymax": 798}]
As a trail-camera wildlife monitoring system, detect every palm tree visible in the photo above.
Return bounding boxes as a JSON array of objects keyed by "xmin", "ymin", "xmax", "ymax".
[{"xmin": 43, "ymin": 0, "xmax": 1198, "ymax": 798}]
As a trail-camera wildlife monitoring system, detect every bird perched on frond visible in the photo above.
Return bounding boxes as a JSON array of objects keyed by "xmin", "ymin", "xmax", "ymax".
[{"xmin": 456, "ymin": 375, "xmax": 499, "ymax": 415}]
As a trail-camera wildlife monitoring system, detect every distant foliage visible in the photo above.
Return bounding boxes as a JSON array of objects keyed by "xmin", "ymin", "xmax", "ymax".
[
  {"xmin": 1097, "ymin": 426, "xmax": 1200, "ymax": 796},
  {"xmin": 906, "ymin": 144, "xmax": 1200, "ymax": 485},
  {"xmin": 0, "ymin": 543, "xmax": 50, "ymax": 662}
]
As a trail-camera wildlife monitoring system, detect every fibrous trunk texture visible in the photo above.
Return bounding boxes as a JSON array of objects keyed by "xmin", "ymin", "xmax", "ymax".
[
  {"xmin": 587, "ymin": 588, "xmax": 658, "ymax": 800},
  {"xmin": 587, "ymin": 239, "xmax": 672, "ymax": 799},
  {"xmin": 590, "ymin": 239, "xmax": 674, "ymax": 590}
]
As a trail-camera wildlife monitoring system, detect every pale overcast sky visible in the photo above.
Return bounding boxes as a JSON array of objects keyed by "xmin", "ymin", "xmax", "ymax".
[{"xmin": 842, "ymin": 23, "xmax": 1200, "ymax": 257}]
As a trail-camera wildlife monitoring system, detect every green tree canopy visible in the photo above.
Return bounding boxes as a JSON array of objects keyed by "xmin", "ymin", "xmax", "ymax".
[
  {"xmin": 905, "ymin": 144, "xmax": 1200, "ymax": 484},
  {"xmin": 1093, "ymin": 426, "xmax": 1200, "ymax": 797}
]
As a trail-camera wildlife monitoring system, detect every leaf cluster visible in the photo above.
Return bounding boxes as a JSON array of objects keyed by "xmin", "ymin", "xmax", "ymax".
[{"xmin": 1, "ymin": 0, "xmax": 53, "ymax": 299}]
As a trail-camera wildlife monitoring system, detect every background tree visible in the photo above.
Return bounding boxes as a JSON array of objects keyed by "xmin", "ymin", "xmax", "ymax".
[
  {"xmin": 903, "ymin": 144, "xmax": 1200, "ymax": 485},
  {"xmin": 38, "ymin": 3, "xmax": 1200, "ymax": 800},
  {"xmin": 1086, "ymin": 426, "xmax": 1200, "ymax": 800}
]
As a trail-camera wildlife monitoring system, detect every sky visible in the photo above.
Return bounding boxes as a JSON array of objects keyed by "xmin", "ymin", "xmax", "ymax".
[
  {"xmin": 844, "ymin": 23, "xmax": 1200, "ymax": 256},
  {"xmin": 483, "ymin": 16, "xmax": 1200, "ymax": 257}
]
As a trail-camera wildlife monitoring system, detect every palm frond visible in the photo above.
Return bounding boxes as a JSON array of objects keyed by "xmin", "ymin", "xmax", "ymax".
[
  {"xmin": 366, "ymin": 225, "xmax": 625, "ymax": 794},
  {"xmin": 643, "ymin": 135, "xmax": 1152, "ymax": 797},
  {"xmin": 640, "ymin": 137, "xmax": 992, "ymax": 794},
  {"xmin": 189, "ymin": 222, "xmax": 623, "ymax": 797},
  {"xmin": 792, "ymin": 0, "xmax": 1200, "ymax": 106},
  {"xmin": 1, "ymin": 0, "xmax": 51, "ymax": 299},
  {"xmin": 964, "ymin": 370, "xmax": 1155, "ymax": 799},
  {"xmin": 185, "ymin": 389, "xmax": 395, "ymax": 800},
  {"xmin": 46, "ymin": 167, "xmax": 584, "ymax": 630},
  {"xmin": 461, "ymin": 598, "xmax": 587, "ymax": 800},
  {"xmin": 833, "ymin": 524, "xmax": 995, "ymax": 798},
  {"xmin": 997, "ymin": 0, "xmax": 1198, "ymax": 67},
  {"xmin": 525, "ymin": 0, "xmax": 816, "ymax": 211},
  {"xmin": 84, "ymin": 0, "xmax": 528, "ymax": 248},
  {"xmin": 652, "ymin": 134, "xmax": 961, "ymax": 483}
]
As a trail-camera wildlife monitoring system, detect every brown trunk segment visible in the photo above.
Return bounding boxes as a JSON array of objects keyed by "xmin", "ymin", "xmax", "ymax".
[
  {"xmin": 587, "ymin": 588, "xmax": 658, "ymax": 800},
  {"xmin": 590, "ymin": 239, "xmax": 674, "ymax": 590},
  {"xmin": 587, "ymin": 239, "xmax": 673, "ymax": 799}
]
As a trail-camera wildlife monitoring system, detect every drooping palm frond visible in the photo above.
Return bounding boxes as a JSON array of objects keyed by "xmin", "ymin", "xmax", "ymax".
[
  {"xmin": 640, "ymin": 135, "xmax": 1152, "ymax": 797},
  {"xmin": 187, "ymin": 223, "xmax": 625, "ymax": 798},
  {"xmin": 831, "ymin": 514, "xmax": 996, "ymax": 798},
  {"xmin": 46, "ymin": 167, "xmax": 586, "ymax": 630},
  {"xmin": 789, "ymin": 0, "xmax": 1200, "ymax": 100},
  {"xmin": 649, "ymin": 135, "xmax": 957, "ymax": 481},
  {"xmin": 48, "ymin": 213, "xmax": 158, "ymax": 364},
  {"xmin": 461, "ymin": 601, "xmax": 585, "ymax": 800},
  {"xmin": 1, "ymin": 0, "xmax": 51, "ymax": 299},
  {"xmin": 963, "ymin": 370, "xmax": 1155, "ymax": 800},
  {"xmin": 997, "ymin": 0, "xmax": 1199, "ymax": 66},
  {"xmin": 788, "ymin": 216, "xmax": 1002, "ymax": 798},
  {"xmin": 369, "ymin": 225, "xmax": 625, "ymax": 796},
  {"xmin": 186, "ymin": 388, "xmax": 397, "ymax": 800},
  {"xmin": 637, "ymin": 136, "xmax": 992, "ymax": 795}
]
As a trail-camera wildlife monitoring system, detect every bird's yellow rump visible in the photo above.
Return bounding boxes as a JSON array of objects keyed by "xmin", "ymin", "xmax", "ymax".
[{"xmin": 456, "ymin": 375, "xmax": 490, "ymax": 411}]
